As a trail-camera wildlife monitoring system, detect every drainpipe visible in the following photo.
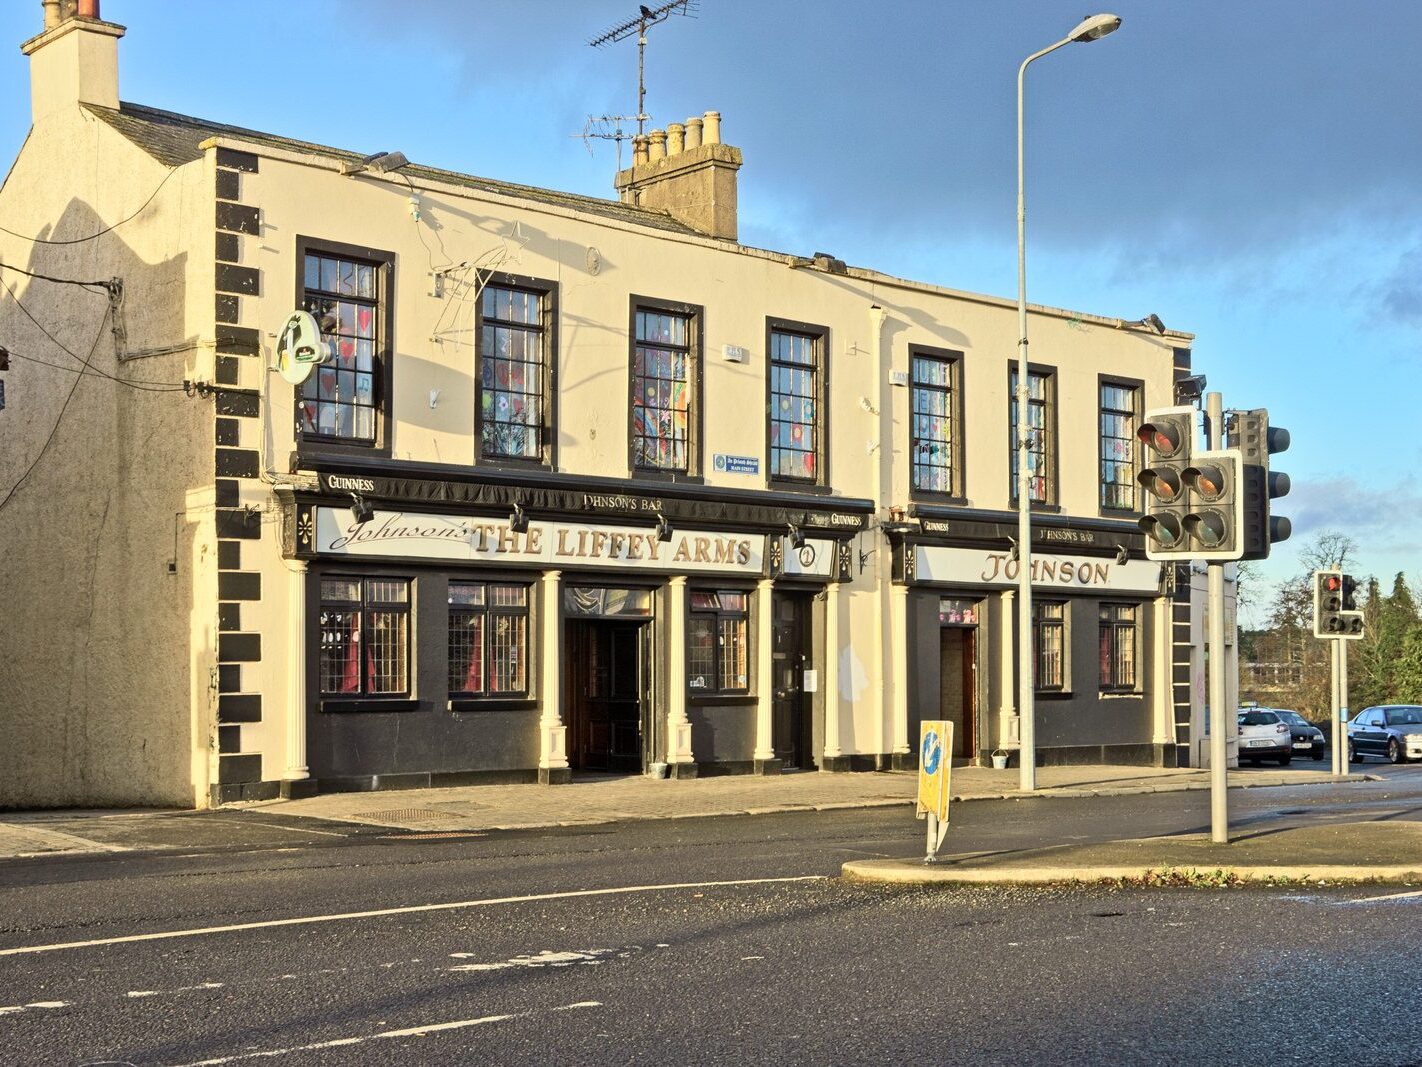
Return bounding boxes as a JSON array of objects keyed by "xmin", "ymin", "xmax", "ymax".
[{"xmin": 868, "ymin": 304, "xmax": 892, "ymax": 764}]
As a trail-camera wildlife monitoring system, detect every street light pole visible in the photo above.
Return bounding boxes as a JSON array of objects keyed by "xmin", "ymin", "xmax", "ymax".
[{"xmin": 1015, "ymin": 13, "xmax": 1121, "ymax": 793}]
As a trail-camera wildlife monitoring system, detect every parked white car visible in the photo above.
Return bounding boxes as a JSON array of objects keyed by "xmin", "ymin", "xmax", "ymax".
[{"xmin": 1237, "ymin": 708, "xmax": 1293, "ymax": 766}]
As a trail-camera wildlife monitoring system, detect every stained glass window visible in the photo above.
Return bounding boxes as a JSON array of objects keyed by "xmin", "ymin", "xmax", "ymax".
[
  {"xmin": 480, "ymin": 285, "xmax": 545, "ymax": 461},
  {"xmin": 632, "ymin": 308, "xmax": 693, "ymax": 471},
  {"xmin": 1009, "ymin": 365, "xmax": 1054, "ymax": 505},
  {"xmin": 299, "ymin": 252, "xmax": 380, "ymax": 444},
  {"xmin": 448, "ymin": 582, "xmax": 529, "ymax": 696},
  {"xmin": 769, "ymin": 328, "xmax": 822, "ymax": 482},
  {"xmin": 1099, "ymin": 382, "xmax": 1139, "ymax": 511},
  {"xmin": 911, "ymin": 352, "xmax": 959, "ymax": 494},
  {"xmin": 318, "ymin": 577, "xmax": 409, "ymax": 697},
  {"xmin": 1099, "ymin": 603, "xmax": 1138, "ymax": 691}
]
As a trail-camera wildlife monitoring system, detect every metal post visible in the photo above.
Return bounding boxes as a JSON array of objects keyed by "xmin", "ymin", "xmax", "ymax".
[
  {"xmin": 1206, "ymin": 392, "xmax": 1229, "ymax": 844},
  {"xmin": 926, "ymin": 813, "xmax": 939, "ymax": 863},
  {"xmin": 1330, "ymin": 637, "xmax": 1343, "ymax": 776},
  {"xmin": 1339, "ymin": 637, "xmax": 1350, "ymax": 769}
]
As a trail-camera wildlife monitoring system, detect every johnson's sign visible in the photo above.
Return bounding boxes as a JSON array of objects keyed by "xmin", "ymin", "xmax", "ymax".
[{"xmin": 913, "ymin": 545, "xmax": 1159, "ymax": 593}]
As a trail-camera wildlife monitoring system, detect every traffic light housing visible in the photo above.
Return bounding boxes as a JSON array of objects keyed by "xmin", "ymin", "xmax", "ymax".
[
  {"xmin": 1137, "ymin": 406, "xmax": 1243, "ymax": 561},
  {"xmin": 1314, "ymin": 570, "xmax": 1364, "ymax": 639},
  {"xmin": 1227, "ymin": 408, "xmax": 1291, "ymax": 560},
  {"xmin": 1137, "ymin": 406, "xmax": 1195, "ymax": 559}
]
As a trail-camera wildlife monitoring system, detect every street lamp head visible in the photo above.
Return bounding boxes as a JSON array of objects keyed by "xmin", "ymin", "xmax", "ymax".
[{"xmin": 1067, "ymin": 13, "xmax": 1122, "ymax": 42}]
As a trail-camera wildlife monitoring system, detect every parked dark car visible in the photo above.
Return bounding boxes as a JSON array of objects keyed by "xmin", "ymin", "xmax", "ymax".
[
  {"xmin": 1274, "ymin": 709, "xmax": 1326, "ymax": 761},
  {"xmin": 1348, "ymin": 705, "xmax": 1422, "ymax": 764}
]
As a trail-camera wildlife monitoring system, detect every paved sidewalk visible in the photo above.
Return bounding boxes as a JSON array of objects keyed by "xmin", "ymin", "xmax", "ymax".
[
  {"xmin": 262, "ymin": 764, "xmax": 1369, "ymax": 833},
  {"xmin": 0, "ymin": 765, "xmax": 1374, "ymax": 859},
  {"xmin": 843, "ymin": 819, "xmax": 1422, "ymax": 886}
]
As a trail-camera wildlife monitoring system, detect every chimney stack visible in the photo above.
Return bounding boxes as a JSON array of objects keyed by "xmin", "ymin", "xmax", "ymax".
[
  {"xmin": 22, "ymin": 0, "xmax": 125, "ymax": 123},
  {"xmin": 614, "ymin": 110, "xmax": 743, "ymax": 242}
]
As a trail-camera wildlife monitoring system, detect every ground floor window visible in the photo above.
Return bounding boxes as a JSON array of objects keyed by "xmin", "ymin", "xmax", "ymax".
[
  {"xmin": 449, "ymin": 582, "xmax": 530, "ymax": 696},
  {"xmin": 1099, "ymin": 602, "xmax": 1139, "ymax": 691},
  {"xmin": 319, "ymin": 577, "xmax": 410, "ymax": 696},
  {"xmin": 688, "ymin": 590, "xmax": 750, "ymax": 694},
  {"xmin": 1034, "ymin": 600, "xmax": 1066, "ymax": 691}
]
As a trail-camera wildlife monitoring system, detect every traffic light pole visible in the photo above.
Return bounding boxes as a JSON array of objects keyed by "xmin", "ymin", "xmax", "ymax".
[
  {"xmin": 1339, "ymin": 637, "xmax": 1350, "ymax": 762},
  {"xmin": 1330, "ymin": 638, "xmax": 1343, "ymax": 776},
  {"xmin": 1206, "ymin": 392, "xmax": 1229, "ymax": 844}
]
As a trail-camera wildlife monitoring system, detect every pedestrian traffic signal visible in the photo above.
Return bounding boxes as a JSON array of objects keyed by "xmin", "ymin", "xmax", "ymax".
[
  {"xmin": 1137, "ymin": 406, "xmax": 1195, "ymax": 559},
  {"xmin": 1227, "ymin": 408, "xmax": 1291, "ymax": 560},
  {"xmin": 1314, "ymin": 570, "xmax": 1364, "ymax": 639}
]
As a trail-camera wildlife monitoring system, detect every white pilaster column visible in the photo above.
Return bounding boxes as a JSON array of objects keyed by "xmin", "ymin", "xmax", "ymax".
[
  {"xmin": 282, "ymin": 561, "xmax": 310, "ymax": 784},
  {"xmin": 999, "ymin": 587, "xmax": 1019, "ymax": 746},
  {"xmin": 539, "ymin": 569, "xmax": 569, "ymax": 783},
  {"xmin": 666, "ymin": 576, "xmax": 695, "ymax": 771},
  {"xmin": 1152, "ymin": 594, "xmax": 1172, "ymax": 746},
  {"xmin": 753, "ymin": 578, "xmax": 776, "ymax": 765},
  {"xmin": 822, "ymin": 580, "xmax": 843, "ymax": 763},
  {"xmin": 890, "ymin": 582, "xmax": 911, "ymax": 759}
]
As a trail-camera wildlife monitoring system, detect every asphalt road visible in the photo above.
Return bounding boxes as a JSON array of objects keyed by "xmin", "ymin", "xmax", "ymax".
[{"xmin": 3, "ymin": 768, "xmax": 1421, "ymax": 1066}]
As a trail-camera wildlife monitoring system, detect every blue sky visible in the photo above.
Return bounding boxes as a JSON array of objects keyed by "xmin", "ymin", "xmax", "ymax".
[{"xmin": 1, "ymin": 1, "xmax": 1417, "ymax": 620}]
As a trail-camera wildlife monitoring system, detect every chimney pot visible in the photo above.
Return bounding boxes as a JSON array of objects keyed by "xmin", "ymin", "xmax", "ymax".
[
  {"xmin": 702, "ymin": 111, "xmax": 721, "ymax": 145},
  {"xmin": 684, "ymin": 117, "xmax": 702, "ymax": 150},
  {"xmin": 77, "ymin": 0, "xmax": 100, "ymax": 16},
  {"xmin": 632, "ymin": 135, "xmax": 649, "ymax": 166},
  {"xmin": 42, "ymin": 1, "xmax": 61, "ymax": 29},
  {"xmin": 666, "ymin": 122, "xmax": 685, "ymax": 155},
  {"xmin": 648, "ymin": 129, "xmax": 667, "ymax": 162}
]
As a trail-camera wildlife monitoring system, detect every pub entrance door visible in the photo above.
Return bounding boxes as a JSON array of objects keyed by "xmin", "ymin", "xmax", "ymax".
[
  {"xmin": 772, "ymin": 592, "xmax": 815, "ymax": 770},
  {"xmin": 564, "ymin": 618, "xmax": 648, "ymax": 773}
]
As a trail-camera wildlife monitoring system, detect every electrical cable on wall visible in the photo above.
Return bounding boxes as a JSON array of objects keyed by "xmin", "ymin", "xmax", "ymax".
[
  {"xmin": 0, "ymin": 306, "xmax": 112, "ymax": 515},
  {"xmin": 0, "ymin": 343, "xmax": 186, "ymax": 392},
  {"xmin": 0, "ymin": 262, "xmax": 111, "ymax": 293},
  {"xmin": 0, "ymin": 166, "xmax": 181, "ymax": 246},
  {"xmin": 3, "ymin": 283, "xmax": 187, "ymax": 391}
]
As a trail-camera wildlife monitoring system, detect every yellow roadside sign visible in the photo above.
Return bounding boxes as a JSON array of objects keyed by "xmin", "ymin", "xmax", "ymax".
[{"xmin": 917, "ymin": 719, "xmax": 953, "ymax": 823}]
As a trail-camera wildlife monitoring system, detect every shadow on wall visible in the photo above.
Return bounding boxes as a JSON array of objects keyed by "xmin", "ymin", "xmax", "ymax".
[{"xmin": 0, "ymin": 191, "xmax": 205, "ymax": 808}]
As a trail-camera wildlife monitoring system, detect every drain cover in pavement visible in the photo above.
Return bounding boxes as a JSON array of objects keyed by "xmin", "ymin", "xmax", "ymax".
[{"xmin": 359, "ymin": 808, "xmax": 456, "ymax": 825}]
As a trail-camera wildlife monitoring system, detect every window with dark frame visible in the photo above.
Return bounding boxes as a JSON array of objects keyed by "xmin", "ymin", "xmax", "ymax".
[
  {"xmin": 768, "ymin": 327, "xmax": 822, "ymax": 482},
  {"xmin": 1099, "ymin": 381, "xmax": 1139, "ymax": 511},
  {"xmin": 299, "ymin": 252, "xmax": 381, "ymax": 444},
  {"xmin": 1009, "ymin": 365, "xmax": 1055, "ymax": 505},
  {"xmin": 318, "ymin": 577, "xmax": 410, "ymax": 697},
  {"xmin": 448, "ymin": 582, "xmax": 530, "ymax": 696},
  {"xmin": 911, "ymin": 351, "xmax": 960, "ymax": 495},
  {"xmin": 479, "ymin": 284, "xmax": 547, "ymax": 462},
  {"xmin": 632, "ymin": 306, "xmax": 695, "ymax": 472},
  {"xmin": 688, "ymin": 590, "xmax": 750, "ymax": 694},
  {"xmin": 1099, "ymin": 602, "xmax": 1139, "ymax": 692},
  {"xmin": 1034, "ymin": 600, "xmax": 1066, "ymax": 692}
]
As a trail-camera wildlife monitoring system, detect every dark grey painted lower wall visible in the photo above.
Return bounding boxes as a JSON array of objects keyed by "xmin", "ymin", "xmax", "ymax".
[{"xmin": 689, "ymin": 703, "xmax": 757, "ymax": 763}]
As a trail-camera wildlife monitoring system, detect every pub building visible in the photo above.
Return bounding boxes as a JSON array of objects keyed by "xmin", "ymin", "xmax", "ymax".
[
  {"xmin": 283, "ymin": 467, "xmax": 870, "ymax": 788},
  {"xmin": 0, "ymin": 2, "xmax": 1211, "ymax": 809}
]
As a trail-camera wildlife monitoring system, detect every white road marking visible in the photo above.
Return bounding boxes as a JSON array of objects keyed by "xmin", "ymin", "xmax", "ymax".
[
  {"xmin": 0, "ymin": 876, "xmax": 825, "ymax": 957},
  {"xmin": 0, "ymin": 1001, "xmax": 69, "ymax": 1015},
  {"xmin": 447, "ymin": 948, "xmax": 623, "ymax": 973},
  {"xmin": 1344, "ymin": 888, "xmax": 1422, "ymax": 904},
  {"xmin": 202, "ymin": 817, "xmax": 348, "ymax": 839},
  {"xmin": 170, "ymin": 1001, "xmax": 600, "ymax": 1065}
]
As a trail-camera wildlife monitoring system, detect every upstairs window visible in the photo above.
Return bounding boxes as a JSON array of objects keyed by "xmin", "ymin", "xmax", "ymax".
[
  {"xmin": 1009, "ymin": 364, "xmax": 1056, "ymax": 506},
  {"xmin": 632, "ymin": 304, "xmax": 697, "ymax": 473},
  {"xmin": 1099, "ymin": 380, "xmax": 1140, "ymax": 512},
  {"xmin": 768, "ymin": 323, "xmax": 827, "ymax": 484},
  {"xmin": 910, "ymin": 348, "xmax": 963, "ymax": 496},
  {"xmin": 299, "ymin": 249, "xmax": 387, "ymax": 446},
  {"xmin": 479, "ymin": 281, "xmax": 553, "ymax": 463}
]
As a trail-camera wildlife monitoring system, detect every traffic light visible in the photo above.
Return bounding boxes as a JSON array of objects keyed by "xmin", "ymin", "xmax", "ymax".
[
  {"xmin": 1227, "ymin": 408, "xmax": 1291, "ymax": 560},
  {"xmin": 1181, "ymin": 448, "xmax": 1242, "ymax": 561},
  {"xmin": 1136, "ymin": 406, "xmax": 1195, "ymax": 559},
  {"xmin": 1314, "ymin": 570, "xmax": 1365, "ymax": 639}
]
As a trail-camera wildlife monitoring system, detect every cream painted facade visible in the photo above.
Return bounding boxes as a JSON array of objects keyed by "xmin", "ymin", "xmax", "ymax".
[{"xmin": 0, "ymin": 5, "xmax": 1205, "ymax": 808}]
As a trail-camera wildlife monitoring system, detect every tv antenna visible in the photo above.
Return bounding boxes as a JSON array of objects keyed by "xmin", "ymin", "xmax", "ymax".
[{"xmin": 588, "ymin": 0, "xmax": 698, "ymax": 140}]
